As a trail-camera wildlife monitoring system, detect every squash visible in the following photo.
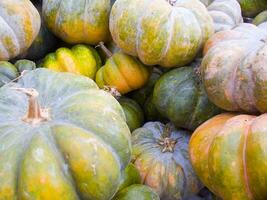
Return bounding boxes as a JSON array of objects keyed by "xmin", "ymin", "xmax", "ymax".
[
  {"xmin": 96, "ymin": 42, "xmax": 151, "ymax": 94},
  {"xmin": 207, "ymin": 0, "xmax": 243, "ymax": 32},
  {"xmin": 132, "ymin": 122, "xmax": 203, "ymax": 199},
  {"xmin": 0, "ymin": 68, "xmax": 131, "ymax": 200},
  {"xmin": 153, "ymin": 66, "xmax": 221, "ymax": 131},
  {"xmin": 0, "ymin": 0, "xmax": 41, "ymax": 60},
  {"xmin": 237, "ymin": 0, "xmax": 267, "ymax": 17},
  {"xmin": 201, "ymin": 23, "xmax": 267, "ymax": 113},
  {"xmin": 42, "ymin": 44, "xmax": 102, "ymax": 79},
  {"xmin": 0, "ymin": 60, "xmax": 36, "ymax": 87},
  {"xmin": 189, "ymin": 113, "xmax": 267, "ymax": 200},
  {"xmin": 109, "ymin": 0, "xmax": 214, "ymax": 68},
  {"xmin": 42, "ymin": 0, "xmax": 111, "ymax": 45},
  {"xmin": 113, "ymin": 185, "xmax": 160, "ymax": 200},
  {"xmin": 118, "ymin": 97, "xmax": 144, "ymax": 132},
  {"xmin": 253, "ymin": 10, "xmax": 267, "ymax": 25}
]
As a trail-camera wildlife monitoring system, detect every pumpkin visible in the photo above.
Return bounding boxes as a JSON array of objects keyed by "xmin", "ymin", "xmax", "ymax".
[
  {"xmin": 253, "ymin": 10, "xmax": 267, "ymax": 25},
  {"xmin": 237, "ymin": 0, "xmax": 267, "ymax": 17},
  {"xmin": 201, "ymin": 23, "xmax": 267, "ymax": 113},
  {"xmin": 95, "ymin": 43, "xmax": 151, "ymax": 94},
  {"xmin": 189, "ymin": 113, "xmax": 267, "ymax": 200},
  {"xmin": 0, "ymin": 0, "xmax": 41, "ymax": 61},
  {"xmin": 153, "ymin": 66, "xmax": 221, "ymax": 131},
  {"xmin": 132, "ymin": 122, "xmax": 203, "ymax": 199},
  {"xmin": 42, "ymin": 0, "xmax": 111, "ymax": 45},
  {"xmin": 118, "ymin": 97, "xmax": 144, "ymax": 132},
  {"xmin": 113, "ymin": 185, "xmax": 160, "ymax": 200},
  {"xmin": 42, "ymin": 44, "xmax": 102, "ymax": 79},
  {"xmin": 0, "ymin": 68, "xmax": 131, "ymax": 200},
  {"xmin": 0, "ymin": 59, "xmax": 36, "ymax": 87},
  {"xmin": 207, "ymin": 0, "xmax": 243, "ymax": 32},
  {"xmin": 109, "ymin": 0, "xmax": 214, "ymax": 68}
]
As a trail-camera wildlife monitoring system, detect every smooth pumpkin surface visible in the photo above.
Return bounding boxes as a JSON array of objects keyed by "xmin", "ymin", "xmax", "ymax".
[
  {"xmin": 153, "ymin": 67, "xmax": 221, "ymax": 131},
  {"xmin": 110, "ymin": 0, "xmax": 214, "ymax": 68},
  {"xmin": 42, "ymin": 0, "xmax": 111, "ymax": 45},
  {"xmin": 119, "ymin": 97, "xmax": 144, "ymax": 132},
  {"xmin": 113, "ymin": 185, "xmax": 160, "ymax": 200},
  {"xmin": 253, "ymin": 10, "xmax": 267, "ymax": 25},
  {"xmin": 43, "ymin": 45, "xmax": 102, "ymax": 79},
  {"xmin": 132, "ymin": 122, "xmax": 202, "ymax": 200},
  {"xmin": 0, "ymin": 0, "xmax": 41, "ymax": 60},
  {"xmin": 0, "ymin": 68, "xmax": 131, "ymax": 200},
  {"xmin": 202, "ymin": 23, "xmax": 267, "ymax": 113},
  {"xmin": 207, "ymin": 0, "xmax": 243, "ymax": 32},
  {"xmin": 96, "ymin": 52, "xmax": 150, "ymax": 94},
  {"xmin": 190, "ymin": 113, "xmax": 267, "ymax": 200},
  {"xmin": 237, "ymin": 0, "xmax": 267, "ymax": 17}
]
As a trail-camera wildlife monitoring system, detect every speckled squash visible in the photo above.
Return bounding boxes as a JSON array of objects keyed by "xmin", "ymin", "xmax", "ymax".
[
  {"xmin": 201, "ymin": 23, "xmax": 267, "ymax": 113},
  {"xmin": 237, "ymin": 0, "xmax": 267, "ymax": 17},
  {"xmin": 0, "ymin": 68, "xmax": 131, "ymax": 200},
  {"xmin": 153, "ymin": 67, "xmax": 221, "ymax": 131},
  {"xmin": 207, "ymin": 0, "xmax": 243, "ymax": 32},
  {"xmin": 113, "ymin": 185, "xmax": 160, "ymax": 200},
  {"xmin": 132, "ymin": 122, "xmax": 203, "ymax": 200},
  {"xmin": 119, "ymin": 98, "xmax": 144, "ymax": 132},
  {"xmin": 110, "ymin": 0, "xmax": 214, "ymax": 68},
  {"xmin": 0, "ymin": 0, "xmax": 41, "ymax": 61},
  {"xmin": 253, "ymin": 10, "xmax": 267, "ymax": 25},
  {"xmin": 42, "ymin": 45, "xmax": 102, "ymax": 79},
  {"xmin": 42, "ymin": 0, "xmax": 111, "ymax": 45},
  {"xmin": 190, "ymin": 113, "xmax": 267, "ymax": 200}
]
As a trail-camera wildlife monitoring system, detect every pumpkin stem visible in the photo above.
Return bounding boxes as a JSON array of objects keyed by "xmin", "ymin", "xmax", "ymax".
[
  {"xmin": 157, "ymin": 124, "xmax": 178, "ymax": 153},
  {"xmin": 96, "ymin": 42, "xmax": 113, "ymax": 58},
  {"xmin": 12, "ymin": 87, "xmax": 50, "ymax": 124},
  {"xmin": 103, "ymin": 86, "xmax": 121, "ymax": 100}
]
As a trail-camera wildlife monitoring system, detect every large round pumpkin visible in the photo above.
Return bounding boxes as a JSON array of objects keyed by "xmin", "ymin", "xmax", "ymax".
[
  {"xmin": 237, "ymin": 0, "xmax": 267, "ymax": 17},
  {"xmin": 153, "ymin": 66, "xmax": 221, "ymax": 131},
  {"xmin": 0, "ymin": 68, "xmax": 131, "ymax": 200},
  {"xmin": 42, "ymin": 0, "xmax": 111, "ymax": 45},
  {"xmin": 42, "ymin": 44, "xmax": 102, "ymax": 79},
  {"xmin": 0, "ymin": 0, "xmax": 41, "ymax": 61},
  {"xmin": 109, "ymin": 0, "xmax": 214, "ymax": 68},
  {"xmin": 201, "ymin": 23, "xmax": 267, "ymax": 113},
  {"xmin": 132, "ymin": 122, "xmax": 203, "ymax": 199},
  {"xmin": 189, "ymin": 113, "xmax": 267, "ymax": 200}
]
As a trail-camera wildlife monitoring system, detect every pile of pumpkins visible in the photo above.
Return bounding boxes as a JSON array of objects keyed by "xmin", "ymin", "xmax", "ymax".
[{"xmin": 0, "ymin": 0, "xmax": 267, "ymax": 199}]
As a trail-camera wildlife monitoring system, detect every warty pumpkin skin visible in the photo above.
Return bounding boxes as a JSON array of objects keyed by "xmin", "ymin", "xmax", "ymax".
[
  {"xmin": 109, "ymin": 0, "xmax": 214, "ymax": 68},
  {"xmin": 201, "ymin": 23, "xmax": 267, "ymax": 113},
  {"xmin": 0, "ymin": 68, "xmax": 131, "ymax": 200},
  {"xmin": 153, "ymin": 66, "xmax": 221, "ymax": 131},
  {"xmin": 253, "ymin": 10, "xmax": 267, "ymax": 25},
  {"xmin": 237, "ymin": 0, "xmax": 267, "ymax": 17},
  {"xmin": 42, "ymin": 44, "xmax": 102, "ymax": 79},
  {"xmin": 132, "ymin": 122, "xmax": 203, "ymax": 200},
  {"xmin": 0, "ymin": 0, "xmax": 41, "ymax": 61},
  {"xmin": 42, "ymin": 0, "xmax": 111, "ymax": 45},
  {"xmin": 189, "ymin": 113, "xmax": 267, "ymax": 200}
]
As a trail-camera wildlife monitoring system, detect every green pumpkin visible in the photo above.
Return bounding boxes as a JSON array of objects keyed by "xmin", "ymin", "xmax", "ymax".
[
  {"xmin": 153, "ymin": 66, "xmax": 221, "ymax": 131},
  {"xmin": 113, "ymin": 185, "xmax": 160, "ymax": 200},
  {"xmin": 132, "ymin": 122, "xmax": 203, "ymax": 199},
  {"xmin": 237, "ymin": 0, "xmax": 267, "ymax": 17},
  {"xmin": 0, "ymin": 68, "xmax": 131, "ymax": 200},
  {"xmin": 253, "ymin": 10, "xmax": 267, "ymax": 25},
  {"xmin": 119, "ymin": 98, "xmax": 144, "ymax": 132}
]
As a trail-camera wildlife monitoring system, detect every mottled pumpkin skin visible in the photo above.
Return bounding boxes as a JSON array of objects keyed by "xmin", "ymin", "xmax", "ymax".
[
  {"xmin": 43, "ymin": 45, "xmax": 102, "ymax": 79},
  {"xmin": 190, "ymin": 113, "xmax": 267, "ymax": 200},
  {"xmin": 110, "ymin": 0, "xmax": 214, "ymax": 68},
  {"xmin": 153, "ymin": 67, "xmax": 221, "ymax": 131},
  {"xmin": 96, "ymin": 52, "xmax": 150, "ymax": 94},
  {"xmin": 0, "ymin": 69, "xmax": 131, "ymax": 200},
  {"xmin": 0, "ymin": 0, "xmax": 41, "ymax": 60},
  {"xmin": 42, "ymin": 0, "xmax": 111, "ymax": 45},
  {"xmin": 113, "ymin": 185, "xmax": 160, "ymax": 200},
  {"xmin": 207, "ymin": 0, "xmax": 243, "ymax": 32},
  {"xmin": 202, "ymin": 23, "xmax": 267, "ymax": 113},
  {"xmin": 253, "ymin": 10, "xmax": 267, "ymax": 25},
  {"xmin": 119, "ymin": 98, "xmax": 144, "ymax": 132},
  {"xmin": 238, "ymin": 0, "xmax": 267, "ymax": 17},
  {"xmin": 132, "ymin": 122, "xmax": 202, "ymax": 200}
]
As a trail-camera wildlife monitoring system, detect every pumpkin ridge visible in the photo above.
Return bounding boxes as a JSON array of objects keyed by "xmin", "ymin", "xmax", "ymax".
[
  {"xmin": 82, "ymin": 0, "xmax": 88, "ymax": 41},
  {"xmin": 54, "ymin": 0, "xmax": 64, "ymax": 37}
]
